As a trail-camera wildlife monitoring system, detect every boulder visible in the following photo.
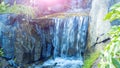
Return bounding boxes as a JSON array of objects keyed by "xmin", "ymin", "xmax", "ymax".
[{"xmin": 87, "ymin": 0, "xmax": 112, "ymax": 52}]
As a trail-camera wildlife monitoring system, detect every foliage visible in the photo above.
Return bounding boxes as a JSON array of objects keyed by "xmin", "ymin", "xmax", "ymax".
[
  {"xmin": 99, "ymin": 2, "xmax": 120, "ymax": 68},
  {"xmin": 104, "ymin": 2, "xmax": 120, "ymax": 22},
  {"xmin": 0, "ymin": 2, "xmax": 9, "ymax": 13},
  {"xmin": 0, "ymin": 2, "xmax": 36, "ymax": 18},
  {"xmin": 0, "ymin": 48, "xmax": 3, "ymax": 56},
  {"xmin": 83, "ymin": 51, "xmax": 100, "ymax": 68}
]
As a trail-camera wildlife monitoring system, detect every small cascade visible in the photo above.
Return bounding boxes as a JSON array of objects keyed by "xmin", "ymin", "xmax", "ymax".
[
  {"xmin": 53, "ymin": 16, "xmax": 89, "ymax": 58},
  {"xmin": 38, "ymin": 16, "xmax": 89, "ymax": 68}
]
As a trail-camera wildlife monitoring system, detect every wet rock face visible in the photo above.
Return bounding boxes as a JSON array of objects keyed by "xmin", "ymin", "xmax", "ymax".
[
  {"xmin": 87, "ymin": 0, "xmax": 112, "ymax": 52},
  {"xmin": 0, "ymin": 14, "xmax": 54, "ymax": 67},
  {"xmin": 30, "ymin": 19, "xmax": 55, "ymax": 59}
]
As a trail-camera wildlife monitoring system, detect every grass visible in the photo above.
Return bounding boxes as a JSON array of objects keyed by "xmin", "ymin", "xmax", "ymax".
[{"xmin": 83, "ymin": 51, "xmax": 100, "ymax": 68}]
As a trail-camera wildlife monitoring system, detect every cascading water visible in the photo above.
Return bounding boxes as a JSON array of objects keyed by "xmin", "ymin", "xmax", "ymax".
[
  {"xmin": 36, "ymin": 0, "xmax": 90, "ymax": 68},
  {"xmin": 35, "ymin": 0, "xmax": 90, "ymax": 68},
  {"xmin": 36, "ymin": 16, "xmax": 89, "ymax": 68},
  {"xmin": 53, "ymin": 16, "xmax": 89, "ymax": 58}
]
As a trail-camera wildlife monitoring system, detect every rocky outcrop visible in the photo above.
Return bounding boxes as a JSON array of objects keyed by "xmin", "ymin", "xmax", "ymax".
[
  {"xmin": 0, "ymin": 14, "xmax": 54, "ymax": 68},
  {"xmin": 87, "ymin": 0, "xmax": 112, "ymax": 52},
  {"xmin": 87, "ymin": 0, "xmax": 120, "ymax": 52}
]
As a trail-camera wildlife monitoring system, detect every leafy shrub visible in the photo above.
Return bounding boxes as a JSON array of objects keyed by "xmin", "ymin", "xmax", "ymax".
[
  {"xmin": 0, "ymin": 2, "xmax": 9, "ymax": 13},
  {"xmin": 99, "ymin": 2, "xmax": 120, "ymax": 68},
  {"xmin": 0, "ymin": 2, "xmax": 36, "ymax": 18},
  {"xmin": 104, "ymin": 2, "xmax": 120, "ymax": 22}
]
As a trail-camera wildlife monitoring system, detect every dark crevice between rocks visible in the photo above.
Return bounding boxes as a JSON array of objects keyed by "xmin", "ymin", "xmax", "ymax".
[
  {"xmin": 92, "ymin": 38, "xmax": 110, "ymax": 47},
  {"xmin": 92, "ymin": 34, "xmax": 111, "ymax": 48},
  {"xmin": 94, "ymin": 38, "xmax": 110, "ymax": 46}
]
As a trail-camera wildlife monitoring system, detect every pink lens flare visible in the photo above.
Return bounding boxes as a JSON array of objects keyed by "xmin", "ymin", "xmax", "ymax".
[
  {"xmin": 31, "ymin": 0, "xmax": 66, "ymax": 6},
  {"xmin": 43, "ymin": 0, "xmax": 58, "ymax": 3}
]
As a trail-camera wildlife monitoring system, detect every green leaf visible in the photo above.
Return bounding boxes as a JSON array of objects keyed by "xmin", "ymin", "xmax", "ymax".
[
  {"xmin": 105, "ymin": 64, "xmax": 110, "ymax": 68},
  {"xmin": 112, "ymin": 58, "xmax": 120, "ymax": 68},
  {"xmin": 99, "ymin": 2, "xmax": 120, "ymax": 68},
  {"xmin": 111, "ymin": 2, "xmax": 120, "ymax": 10},
  {"xmin": 104, "ymin": 11, "xmax": 113, "ymax": 20}
]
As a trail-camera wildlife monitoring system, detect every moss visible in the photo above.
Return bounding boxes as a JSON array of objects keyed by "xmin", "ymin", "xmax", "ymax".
[{"xmin": 83, "ymin": 51, "xmax": 100, "ymax": 68}]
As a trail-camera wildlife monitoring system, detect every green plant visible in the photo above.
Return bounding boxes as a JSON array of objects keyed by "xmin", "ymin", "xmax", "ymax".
[
  {"xmin": 104, "ymin": 2, "xmax": 120, "ymax": 22},
  {"xmin": 99, "ymin": 2, "xmax": 120, "ymax": 68},
  {"xmin": 83, "ymin": 51, "xmax": 100, "ymax": 68},
  {"xmin": 0, "ymin": 2, "xmax": 9, "ymax": 13},
  {"xmin": 0, "ymin": 48, "xmax": 3, "ymax": 56},
  {"xmin": 0, "ymin": 2, "xmax": 36, "ymax": 18}
]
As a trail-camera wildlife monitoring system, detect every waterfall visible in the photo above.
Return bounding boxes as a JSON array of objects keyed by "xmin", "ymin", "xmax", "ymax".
[
  {"xmin": 38, "ymin": 16, "xmax": 89, "ymax": 68},
  {"xmin": 53, "ymin": 16, "xmax": 89, "ymax": 58}
]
